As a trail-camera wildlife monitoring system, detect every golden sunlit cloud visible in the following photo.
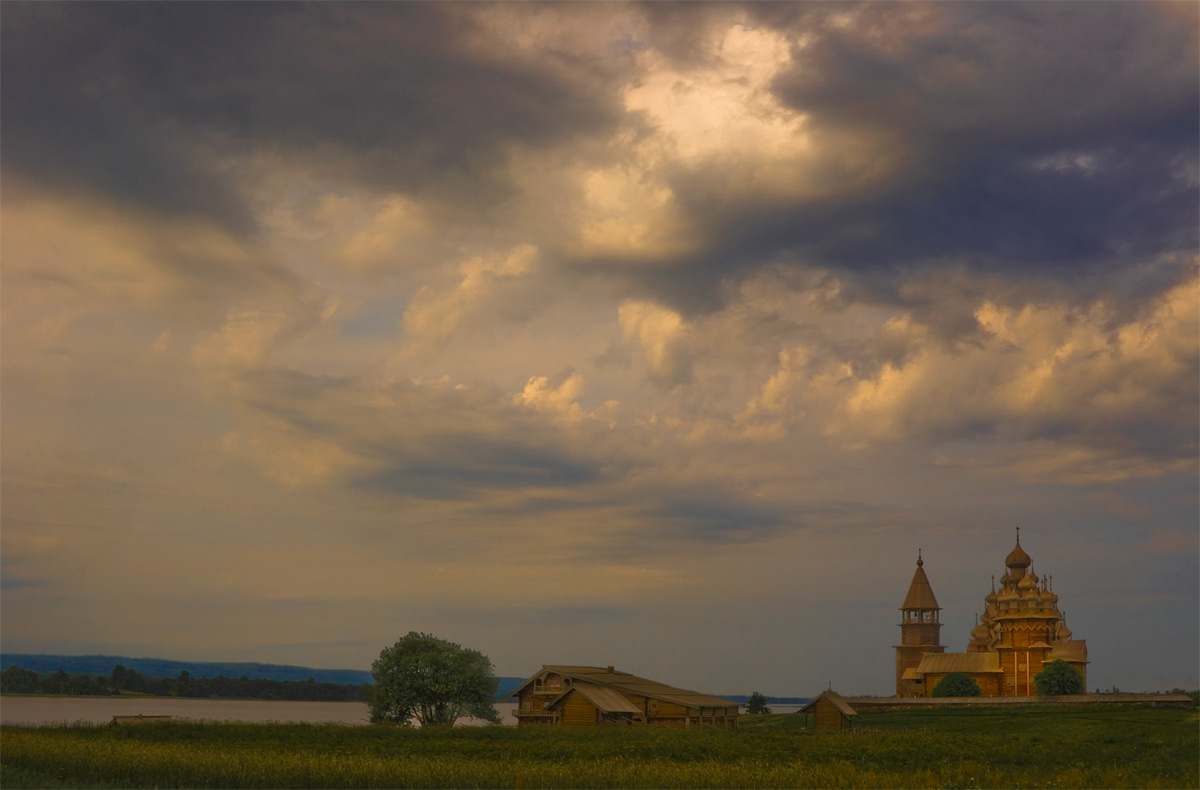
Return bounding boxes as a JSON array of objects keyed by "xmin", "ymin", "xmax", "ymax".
[{"xmin": 835, "ymin": 271, "xmax": 1199, "ymax": 481}]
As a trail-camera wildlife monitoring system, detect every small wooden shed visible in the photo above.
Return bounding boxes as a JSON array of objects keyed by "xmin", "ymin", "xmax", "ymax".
[{"xmin": 799, "ymin": 690, "xmax": 858, "ymax": 731}]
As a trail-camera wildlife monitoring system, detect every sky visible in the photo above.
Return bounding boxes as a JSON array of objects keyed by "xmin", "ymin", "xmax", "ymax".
[{"xmin": 1, "ymin": 2, "xmax": 1197, "ymax": 697}]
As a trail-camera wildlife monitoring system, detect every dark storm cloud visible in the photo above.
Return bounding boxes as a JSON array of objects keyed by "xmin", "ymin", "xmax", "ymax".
[
  {"xmin": 355, "ymin": 439, "xmax": 601, "ymax": 501},
  {"xmin": 1, "ymin": 2, "xmax": 625, "ymax": 232},
  {"xmin": 635, "ymin": 496, "xmax": 784, "ymax": 544},
  {"xmin": 629, "ymin": 2, "xmax": 1198, "ymax": 314},
  {"xmin": 0, "ymin": 574, "xmax": 48, "ymax": 592},
  {"xmin": 5, "ymin": 2, "xmax": 1194, "ymax": 310},
  {"xmin": 1, "ymin": 2, "xmax": 261, "ymax": 233},
  {"xmin": 788, "ymin": 2, "xmax": 1200, "ymax": 269},
  {"xmin": 231, "ymin": 368, "xmax": 608, "ymax": 500}
]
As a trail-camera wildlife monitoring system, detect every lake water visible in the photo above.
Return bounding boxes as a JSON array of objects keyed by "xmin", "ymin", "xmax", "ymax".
[
  {"xmin": 0, "ymin": 696, "xmax": 520, "ymax": 727},
  {"xmin": 1, "ymin": 697, "xmax": 801, "ymax": 726}
]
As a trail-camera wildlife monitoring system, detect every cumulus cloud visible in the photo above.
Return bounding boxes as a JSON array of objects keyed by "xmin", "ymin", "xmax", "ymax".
[
  {"xmin": 835, "ymin": 270, "xmax": 1199, "ymax": 478},
  {"xmin": 1, "ymin": 188, "xmax": 292, "ymax": 322},
  {"xmin": 191, "ymin": 295, "xmax": 338, "ymax": 375},
  {"xmin": 615, "ymin": 301, "xmax": 694, "ymax": 387},
  {"xmin": 400, "ymin": 244, "xmax": 539, "ymax": 358},
  {"xmin": 516, "ymin": 371, "xmax": 586, "ymax": 422}
]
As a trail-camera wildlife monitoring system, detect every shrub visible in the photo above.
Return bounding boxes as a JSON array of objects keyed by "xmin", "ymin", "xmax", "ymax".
[
  {"xmin": 1033, "ymin": 659, "xmax": 1084, "ymax": 696},
  {"xmin": 932, "ymin": 673, "xmax": 982, "ymax": 697}
]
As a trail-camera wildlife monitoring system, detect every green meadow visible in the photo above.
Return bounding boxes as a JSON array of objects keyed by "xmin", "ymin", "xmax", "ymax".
[{"xmin": 2, "ymin": 706, "xmax": 1196, "ymax": 789}]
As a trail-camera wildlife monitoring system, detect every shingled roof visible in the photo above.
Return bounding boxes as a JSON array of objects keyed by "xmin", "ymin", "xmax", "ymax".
[
  {"xmin": 914, "ymin": 652, "xmax": 1003, "ymax": 675},
  {"xmin": 547, "ymin": 683, "xmax": 642, "ymax": 714},
  {"xmin": 511, "ymin": 665, "xmax": 738, "ymax": 708},
  {"xmin": 799, "ymin": 690, "xmax": 858, "ymax": 718},
  {"xmin": 901, "ymin": 555, "xmax": 941, "ymax": 610}
]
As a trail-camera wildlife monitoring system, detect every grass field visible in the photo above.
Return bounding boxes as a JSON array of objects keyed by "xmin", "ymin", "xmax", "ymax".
[{"xmin": 2, "ymin": 706, "xmax": 1196, "ymax": 789}]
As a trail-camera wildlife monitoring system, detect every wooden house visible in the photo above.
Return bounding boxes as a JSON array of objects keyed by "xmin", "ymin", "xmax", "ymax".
[
  {"xmin": 511, "ymin": 665, "xmax": 740, "ymax": 729},
  {"xmin": 799, "ymin": 690, "xmax": 858, "ymax": 731}
]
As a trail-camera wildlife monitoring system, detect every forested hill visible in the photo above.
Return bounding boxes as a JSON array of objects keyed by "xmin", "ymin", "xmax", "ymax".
[
  {"xmin": 1, "ymin": 654, "xmax": 530, "ymax": 700},
  {"xmin": 0, "ymin": 654, "xmax": 372, "ymax": 685},
  {"xmin": 1, "ymin": 655, "xmax": 772, "ymax": 703}
]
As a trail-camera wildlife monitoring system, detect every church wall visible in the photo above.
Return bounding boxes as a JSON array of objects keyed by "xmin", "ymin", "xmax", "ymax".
[
  {"xmin": 976, "ymin": 673, "xmax": 1001, "ymax": 697},
  {"xmin": 560, "ymin": 691, "xmax": 599, "ymax": 726},
  {"xmin": 900, "ymin": 623, "xmax": 942, "ymax": 646},
  {"xmin": 895, "ymin": 645, "xmax": 944, "ymax": 697}
]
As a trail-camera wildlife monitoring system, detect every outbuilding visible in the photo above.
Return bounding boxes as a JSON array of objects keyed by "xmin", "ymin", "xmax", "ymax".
[{"xmin": 799, "ymin": 690, "xmax": 858, "ymax": 731}]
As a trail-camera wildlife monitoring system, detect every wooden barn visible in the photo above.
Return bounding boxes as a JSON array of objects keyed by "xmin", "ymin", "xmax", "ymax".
[
  {"xmin": 511, "ymin": 665, "xmax": 740, "ymax": 729},
  {"xmin": 799, "ymin": 690, "xmax": 858, "ymax": 731}
]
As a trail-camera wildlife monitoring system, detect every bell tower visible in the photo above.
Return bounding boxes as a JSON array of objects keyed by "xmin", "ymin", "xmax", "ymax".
[{"xmin": 894, "ymin": 551, "xmax": 945, "ymax": 697}]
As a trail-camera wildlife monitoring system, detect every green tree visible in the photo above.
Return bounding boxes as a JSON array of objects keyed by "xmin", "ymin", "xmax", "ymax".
[
  {"xmin": 109, "ymin": 664, "xmax": 127, "ymax": 693},
  {"xmin": 932, "ymin": 672, "xmax": 982, "ymax": 697},
  {"xmin": 1, "ymin": 665, "xmax": 39, "ymax": 694},
  {"xmin": 746, "ymin": 691, "xmax": 772, "ymax": 714},
  {"xmin": 369, "ymin": 632, "xmax": 501, "ymax": 726},
  {"xmin": 1033, "ymin": 659, "xmax": 1084, "ymax": 696}
]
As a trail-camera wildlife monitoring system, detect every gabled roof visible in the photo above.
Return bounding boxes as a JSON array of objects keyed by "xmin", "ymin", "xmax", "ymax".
[
  {"xmin": 799, "ymin": 690, "xmax": 857, "ymax": 717},
  {"xmin": 901, "ymin": 556, "xmax": 940, "ymax": 610},
  {"xmin": 546, "ymin": 683, "xmax": 641, "ymax": 714},
  {"xmin": 511, "ymin": 665, "xmax": 738, "ymax": 708},
  {"xmin": 1048, "ymin": 639, "xmax": 1087, "ymax": 658},
  {"xmin": 913, "ymin": 652, "xmax": 1003, "ymax": 675}
]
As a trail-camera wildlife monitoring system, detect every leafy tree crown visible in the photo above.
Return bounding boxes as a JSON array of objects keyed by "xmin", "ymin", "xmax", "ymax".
[
  {"xmin": 369, "ymin": 632, "xmax": 500, "ymax": 726},
  {"xmin": 747, "ymin": 691, "xmax": 772, "ymax": 714}
]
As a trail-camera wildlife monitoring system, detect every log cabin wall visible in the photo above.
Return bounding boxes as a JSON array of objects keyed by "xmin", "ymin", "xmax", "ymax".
[
  {"xmin": 813, "ymin": 698, "xmax": 851, "ymax": 730},
  {"xmin": 560, "ymin": 690, "xmax": 599, "ymax": 726},
  {"xmin": 646, "ymin": 700, "xmax": 685, "ymax": 728}
]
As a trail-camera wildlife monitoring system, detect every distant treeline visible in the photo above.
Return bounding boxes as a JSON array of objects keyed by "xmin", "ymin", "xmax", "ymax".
[
  {"xmin": 0, "ymin": 664, "xmax": 368, "ymax": 702},
  {"xmin": 0, "ymin": 654, "xmax": 373, "ymax": 686}
]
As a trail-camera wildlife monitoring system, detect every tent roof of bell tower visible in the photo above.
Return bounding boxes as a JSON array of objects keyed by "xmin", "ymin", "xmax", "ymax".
[{"xmin": 901, "ymin": 550, "xmax": 941, "ymax": 611}]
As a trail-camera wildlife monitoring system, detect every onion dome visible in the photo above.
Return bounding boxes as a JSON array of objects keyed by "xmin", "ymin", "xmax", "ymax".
[
  {"xmin": 1043, "ymin": 577, "xmax": 1059, "ymax": 606},
  {"xmin": 1056, "ymin": 622, "xmax": 1073, "ymax": 641},
  {"xmin": 1005, "ymin": 534, "xmax": 1031, "ymax": 570},
  {"xmin": 1018, "ymin": 572, "xmax": 1037, "ymax": 593}
]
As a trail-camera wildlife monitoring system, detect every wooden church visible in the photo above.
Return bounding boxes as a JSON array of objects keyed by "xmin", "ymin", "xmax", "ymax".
[{"xmin": 895, "ymin": 531, "xmax": 1088, "ymax": 697}]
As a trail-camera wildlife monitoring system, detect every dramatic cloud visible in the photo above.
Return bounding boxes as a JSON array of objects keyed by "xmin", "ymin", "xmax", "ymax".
[{"xmin": 2, "ymin": 2, "xmax": 1195, "ymax": 695}]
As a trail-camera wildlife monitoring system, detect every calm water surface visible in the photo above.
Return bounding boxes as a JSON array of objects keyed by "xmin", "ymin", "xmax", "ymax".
[{"xmin": 0, "ymin": 696, "xmax": 521, "ymax": 726}]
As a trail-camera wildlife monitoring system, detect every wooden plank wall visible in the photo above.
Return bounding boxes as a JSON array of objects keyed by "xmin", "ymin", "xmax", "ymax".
[
  {"xmin": 814, "ymin": 698, "xmax": 849, "ymax": 731},
  {"xmin": 561, "ymin": 691, "xmax": 598, "ymax": 726}
]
